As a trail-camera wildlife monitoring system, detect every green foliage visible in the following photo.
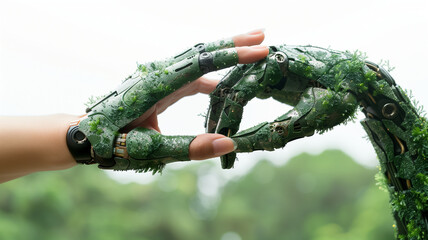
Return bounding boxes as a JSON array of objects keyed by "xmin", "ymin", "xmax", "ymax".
[
  {"xmin": 137, "ymin": 64, "xmax": 147, "ymax": 73},
  {"xmin": 364, "ymin": 71, "xmax": 377, "ymax": 84},
  {"xmin": 412, "ymin": 117, "xmax": 428, "ymax": 159},
  {"xmin": 378, "ymin": 59, "xmax": 396, "ymax": 72},
  {"xmin": 88, "ymin": 118, "xmax": 101, "ymax": 132},
  {"xmin": 85, "ymin": 95, "xmax": 104, "ymax": 108},
  {"xmin": 406, "ymin": 220, "xmax": 425, "ymax": 240},
  {"xmin": 223, "ymin": 150, "xmax": 393, "ymax": 240},
  {"xmin": 414, "ymin": 191, "xmax": 428, "ymax": 211},
  {"xmin": 417, "ymin": 173, "xmax": 428, "ymax": 186},
  {"xmin": 406, "ymin": 89, "xmax": 426, "ymax": 118},
  {"xmin": 391, "ymin": 192, "xmax": 407, "ymax": 213},
  {"xmin": 315, "ymin": 88, "xmax": 358, "ymax": 134},
  {"xmin": 134, "ymin": 162, "xmax": 165, "ymax": 174},
  {"xmin": 375, "ymin": 168, "xmax": 389, "ymax": 193},
  {"xmin": 0, "ymin": 150, "xmax": 394, "ymax": 240},
  {"xmin": 137, "ymin": 63, "xmax": 150, "ymax": 78}
]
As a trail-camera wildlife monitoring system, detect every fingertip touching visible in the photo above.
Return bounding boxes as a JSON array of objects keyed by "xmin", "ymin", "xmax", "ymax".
[
  {"xmin": 233, "ymin": 29, "xmax": 265, "ymax": 47},
  {"xmin": 236, "ymin": 46, "xmax": 269, "ymax": 64},
  {"xmin": 189, "ymin": 134, "xmax": 237, "ymax": 160}
]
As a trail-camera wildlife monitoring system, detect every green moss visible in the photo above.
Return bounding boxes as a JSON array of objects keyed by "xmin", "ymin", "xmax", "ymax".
[
  {"xmin": 334, "ymin": 70, "xmax": 343, "ymax": 81},
  {"xmin": 411, "ymin": 118, "xmax": 428, "ymax": 153},
  {"xmin": 358, "ymin": 82, "xmax": 368, "ymax": 92},
  {"xmin": 137, "ymin": 64, "xmax": 147, "ymax": 72},
  {"xmin": 379, "ymin": 59, "xmax": 396, "ymax": 72},
  {"xmin": 88, "ymin": 118, "xmax": 100, "ymax": 132},
  {"xmin": 84, "ymin": 95, "xmax": 104, "ymax": 108},
  {"xmin": 364, "ymin": 71, "xmax": 377, "ymax": 83},
  {"xmin": 391, "ymin": 192, "xmax": 407, "ymax": 213},
  {"xmin": 414, "ymin": 191, "xmax": 428, "ymax": 211},
  {"xmin": 387, "ymin": 92, "xmax": 428, "ymax": 239},
  {"xmin": 298, "ymin": 54, "xmax": 307, "ymax": 62},
  {"xmin": 155, "ymin": 83, "xmax": 172, "ymax": 93},
  {"xmin": 150, "ymin": 62, "xmax": 157, "ymax": 70},
  {"xmin": 416, "ymin": 173, "xmax": 428, "ymax": 185},
  {"xmin": 406, "ymin": 220, "xmax": 425, "ymax": 239},
  {"xmin": 304, "ymin": 66, "xmax": 313, "ymax": 78},
  {"xmin": 134, "ymin": 162, "xmax": 165, "ymax": 174},
  {"xmin": 375, "ymin": 169, "xmax": 389, "ymax": 193}
]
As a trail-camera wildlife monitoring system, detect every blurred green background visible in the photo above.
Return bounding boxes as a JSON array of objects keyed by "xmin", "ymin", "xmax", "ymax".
[{"xmin": 0, "ymin": 150, "xmax": 394, "ymax": 240}]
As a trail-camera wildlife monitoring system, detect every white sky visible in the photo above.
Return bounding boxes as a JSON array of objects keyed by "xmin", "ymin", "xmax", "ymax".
[{"xmin": 1, "ymin": 0, "xmax": 427, "ymax": 183}]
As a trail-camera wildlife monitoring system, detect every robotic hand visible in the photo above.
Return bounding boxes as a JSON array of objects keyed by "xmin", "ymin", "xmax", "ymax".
[
  {"xmin": 65, "ymin": 31, "xmax": 268, "ymax": 174},
  {"xmin": 206, "ymin": 46, "xmax": 363, "ymax": 168},
  {"xmin": 206, "ymin": 45, "xmax": 428, "ymax": 238}
]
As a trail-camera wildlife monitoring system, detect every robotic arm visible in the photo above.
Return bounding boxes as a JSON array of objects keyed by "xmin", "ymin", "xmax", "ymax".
[
  {"xmin": 206, "ymin": 45, "xmax": 428, "ymax": 239},
  {"xmin": 66, "ymin": 38, "xmax": 241, "ymax": 173}
]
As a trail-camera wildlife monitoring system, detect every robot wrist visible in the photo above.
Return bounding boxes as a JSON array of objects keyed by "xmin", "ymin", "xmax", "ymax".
[
  {"xmin": 66, "ymin": 123, "xmax": 120, "ymax": 168},
  {"xmin": 66, "ymin": 125, "xmax": 94, "ymax": 165}
]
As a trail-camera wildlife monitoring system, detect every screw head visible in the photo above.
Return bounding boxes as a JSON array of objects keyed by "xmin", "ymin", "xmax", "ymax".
[
  {"xmin": 382, "ymin": 103, "xmax": 398, "ymax": 119},
  {"xmin": 196, "ymin": 44, "xmax": 205, "ymax": 52},
  {"xmin": 275, "ymin": 52, "xmax": 286, "ymax": 63},
  {"xmin": 72, "ymin": 129, "xmax": 87, "ymax": 144},
  {"xmin": 275, "ymin": 126, "xmax": 284, "ymax": 134},
  {"xmin": 200, "ymin": 52, "xmax": 210, "ymax": 59}
]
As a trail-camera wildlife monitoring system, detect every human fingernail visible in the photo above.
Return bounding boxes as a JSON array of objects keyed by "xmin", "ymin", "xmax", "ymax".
[
  {"xmin": 212, "ymin": 137, "xmax": 237, "ymax": 156},
  {"xmin": 247, "ymin": 29, "xmax": 265, "ymax": 35},
  {"xmin": 249, "ymin": 46, "xmax": 270, "ymax": 54},
  {"xmin": 251, "ymin": 45, "xmax": 268, "ymax": 50}
]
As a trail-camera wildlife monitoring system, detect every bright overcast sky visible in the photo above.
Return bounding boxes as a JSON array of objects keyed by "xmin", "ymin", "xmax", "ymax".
[{"xmin": 1, "ymin": 0, "xmax": 427, "ymax": 183}]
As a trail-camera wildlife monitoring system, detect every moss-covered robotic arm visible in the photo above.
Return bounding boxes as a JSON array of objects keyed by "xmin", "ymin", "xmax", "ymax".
[
  {"xmin": 66, "ymin": 38, "xmax": 242, "ymax": 173},
  {"xmin": 206, "ymin": 45, "xmax": 428, "ymax": 239}
]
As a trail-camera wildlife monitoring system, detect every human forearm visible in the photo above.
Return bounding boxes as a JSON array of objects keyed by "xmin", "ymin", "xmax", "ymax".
[{"xmin": 0, "ymin": 114, "xmax": 77, "ymax": 183}]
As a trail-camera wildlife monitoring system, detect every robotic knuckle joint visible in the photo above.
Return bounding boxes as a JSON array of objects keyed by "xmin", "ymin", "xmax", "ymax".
[
  {"xmin": 381, "ymin": 102, "xmax": 399, "ymax": 119},
  {"xmin": 198, "ymin": 52, "xmax": 215, "ymax": 74},
  {"xmin": 194, "ymin": 43, "xmax": 206, "ymax": 53},
  {"xmin": 219, "ymin": 88, "xmax": 231, "ymax": 97},
  {"xmin": 273, "ymin": 52, "xmax": 289, "ymax": 77},
  {"xmin": 270, "ymin": 122, "xmax": 288, "ymax": 136}
]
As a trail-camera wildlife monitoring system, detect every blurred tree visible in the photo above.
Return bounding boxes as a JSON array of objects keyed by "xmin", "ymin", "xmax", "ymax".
[
  {"xmin": 214, "ymin": 150, "xmax": 394, "ymax": 240},
  {"xmin": 0, "ymin": 150, "xmax": 394, "ymax": 239}
]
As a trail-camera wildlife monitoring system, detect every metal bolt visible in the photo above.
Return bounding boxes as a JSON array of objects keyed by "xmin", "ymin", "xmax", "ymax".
[
  {"xmin": 275, "ymin": 126, "xmax": 284, "ymax": 134},
  {"xmin": 382, "ymin": 103, "xmax": 398, "ymax": 119},
  {"xmin": 200, "ymin": 52, "xmax": 210, "ymax": 59},
  {"xmin": 275, "ymin": 52, "xmax": 286, "ymax": 63},
  {"xmin": 73, "ymin": 130, "xmax": 87, "ymax": 144},
  {"xmin": 196, "ymin": 44, "xmax": 205, "ymax": 52}
]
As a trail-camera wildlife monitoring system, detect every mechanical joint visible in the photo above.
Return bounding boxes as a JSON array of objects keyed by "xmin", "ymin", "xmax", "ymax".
[
  {"xmin": 66, "ymin": 125, "xmax": 93, "ymax": 164},
  {"xmin": 274, "ymin": 52, "xmax": 289, "ymax": 77},
  {"xmin": 269, "ymin": 121, "xmax": 290, "ymax": 137},
  {"xmin": 198, "ymin": 52, "xmax": 215, "ymax": 74},
  {"xmin": 194, "ymin": 43, "xmax": 206, "ymax": 53},
  {"xmin": 382, "ymin": 102, "xmax": 398, "ymax": 119}
]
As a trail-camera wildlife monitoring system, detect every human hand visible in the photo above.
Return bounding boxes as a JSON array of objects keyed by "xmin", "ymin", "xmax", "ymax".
[
  {"xmin": 126, "ymin": 30, "xmax": 268, "ymax": 160},
  {"xmin": 69, "ymin": 30, "xmax": 269, "ymax": 172}
]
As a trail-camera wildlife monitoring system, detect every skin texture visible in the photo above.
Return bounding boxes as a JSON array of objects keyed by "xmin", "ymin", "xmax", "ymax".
[
  {"xmin": 0, "ymin": 115, "xmax": 77, "ymax": 183},
  {"xmin": 0, "ymin": 30, "xmax": 268, "ymax": 183}
]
